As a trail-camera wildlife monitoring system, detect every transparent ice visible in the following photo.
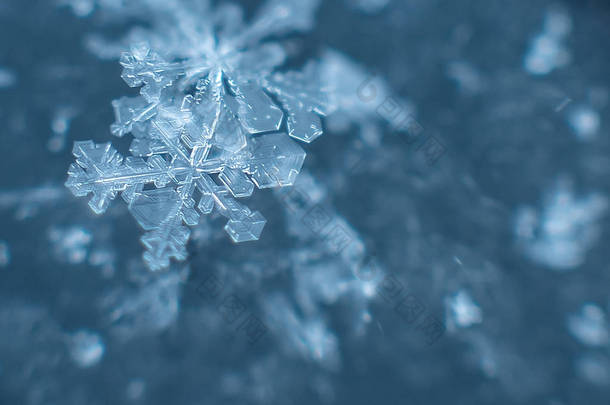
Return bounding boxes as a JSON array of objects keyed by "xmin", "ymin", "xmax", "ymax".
[{"xmin": 65, "ymin": 0, "xmax": 329, "ymax": 271}]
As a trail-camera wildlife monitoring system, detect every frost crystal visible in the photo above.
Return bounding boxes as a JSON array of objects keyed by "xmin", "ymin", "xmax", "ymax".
[{"xmin": 65, "ymin": 0, "xmax": 328, "ymax": 270}]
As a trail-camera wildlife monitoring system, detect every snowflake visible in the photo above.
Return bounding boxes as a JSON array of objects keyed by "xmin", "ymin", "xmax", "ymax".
[
  {"xmin": 514, "ymin": 178, "xmax": 607, "ymax": 270},
  {"xmin": 65, "ymin": 0, "xmax": 329, "ymax": 271}
]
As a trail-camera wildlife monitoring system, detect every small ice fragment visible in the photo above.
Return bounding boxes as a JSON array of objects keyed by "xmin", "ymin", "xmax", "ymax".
[
  {"xmin": 568, "ymin": 106, "xmax": 600, "ymax": 140},
  {"xmin": 446, "ymin": 290, "xmax": 482, "ymax": 329},
  {"xmin": 515, "ymin": 180, "xmax": 607, "ymax": 270},
  {"xmin": 67, "ymin": 329, "xmax": 105, "ymax": 368},
  {"xmin": 524, "ymin": 9, "xmax": 572, "ymax": 75},
  {"xmin": 49, "ymin": 226, "xmax": 92, "ymax": 264}
]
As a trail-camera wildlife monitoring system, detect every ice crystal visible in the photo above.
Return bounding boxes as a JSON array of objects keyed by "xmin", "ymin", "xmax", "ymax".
[
  {"xmin": 318, "ymin": 49, "xmax": 415, "ymax": 152},
  {"xmin": 264, "ymin": 294, "xmax": 340, "ymax": 370},
  {"xmin": 65, "ymin": 0, "xmax": 328, "ymax": 270},
  {"xmin": 103, "ymin": 265, "xmax": 186, "ymax": 339},
  {"xmin": 445, "ymin": 290, "xmax": 482, "ymax": 330},
  {"xmin": 265, "ymin": 171, "xmax": 385, "ymax": 366}
]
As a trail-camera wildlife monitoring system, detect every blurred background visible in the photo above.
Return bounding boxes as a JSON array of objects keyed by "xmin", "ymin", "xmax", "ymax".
[{"xmin": 0, "ymin": 0, "xmax": 609, "ymax": 404}]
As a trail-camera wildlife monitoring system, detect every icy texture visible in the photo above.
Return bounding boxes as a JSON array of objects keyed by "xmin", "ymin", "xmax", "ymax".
[
  {"xmin": 515, "ymin": 179, "xmax": 607, "ymax": 270},
  {"xmin": 103, "ymin": 265, "xmax": 187, "ymax": 339},
  {"xmin": 264, "ymin": 294, "xmax": 340, "ymax": 370},
  {"xmin": 67, "ymin": 0, "xmax": 321, "ymax": 61},
  {"xmin": 65, "ymin": 0, "xmax": 328, "ymax": 270},
  {"xmin": 320, "ymin": 50, "xmax": 394, "ymax": 131},
  {"xmin": 318, "ymin": 49, "xmax": 416, "ymax": 155},
  {"xmin": 268, "ymin": 171, "xmax": 385, "ymax": 366}
]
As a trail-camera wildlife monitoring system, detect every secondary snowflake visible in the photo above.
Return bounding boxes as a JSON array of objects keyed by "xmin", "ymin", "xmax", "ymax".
[{"xmin": 65, "ymin": 0, "xmax": 328, "ymax": 271}]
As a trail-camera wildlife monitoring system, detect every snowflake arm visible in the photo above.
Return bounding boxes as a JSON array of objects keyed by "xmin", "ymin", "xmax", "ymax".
[{"xmin": 66, "ymin": 0, "xmax": 325, "ymax": 271}]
